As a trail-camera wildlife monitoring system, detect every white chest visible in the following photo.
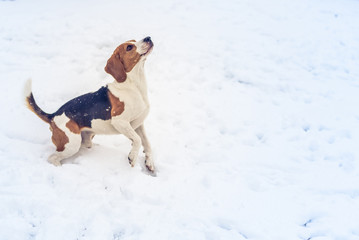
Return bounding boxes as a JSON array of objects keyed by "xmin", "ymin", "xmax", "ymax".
[{"xmin": 108, "ymin": 81, "xmax": 149, "ymax": 122}]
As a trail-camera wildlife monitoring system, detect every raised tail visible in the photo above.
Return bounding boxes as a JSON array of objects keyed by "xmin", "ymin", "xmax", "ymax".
[{"xmin": 24, "ymin": 79, "xmax": 52, "ymax": 124}]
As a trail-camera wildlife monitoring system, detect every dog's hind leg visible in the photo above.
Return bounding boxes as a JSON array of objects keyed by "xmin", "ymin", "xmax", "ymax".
[
  {"xmin": 48, "ymin": 115, "xmax": 81, "ymax": 166},
  {"xmin": 48, "ymin": 141, "xmax": 81, "ymax": 166},
  {"xmin": 81, "ymin": 131, "xmax": 95, "ymax": 148}
]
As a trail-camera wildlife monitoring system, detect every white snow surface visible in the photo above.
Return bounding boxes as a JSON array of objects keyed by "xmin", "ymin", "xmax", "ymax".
[{"xmin": 1, "ymin": 0, "xmax": 359, "ymax": 239}]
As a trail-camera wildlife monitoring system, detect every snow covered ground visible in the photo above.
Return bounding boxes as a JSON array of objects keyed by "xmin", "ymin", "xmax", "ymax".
[{"xmin": 1, "ymin": 0, "xmax": 359, "ymax": 239}]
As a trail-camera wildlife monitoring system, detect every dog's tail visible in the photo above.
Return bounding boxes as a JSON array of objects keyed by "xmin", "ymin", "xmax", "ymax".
[{"xmin": 24, "ymin": 79, "xmax": 52, "ymax": 124}]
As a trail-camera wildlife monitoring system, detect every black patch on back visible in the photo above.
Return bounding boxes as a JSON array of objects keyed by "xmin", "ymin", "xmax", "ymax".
[{"xmin": 53, "ymin": 86, "xmax": 112, "ymax": 128}]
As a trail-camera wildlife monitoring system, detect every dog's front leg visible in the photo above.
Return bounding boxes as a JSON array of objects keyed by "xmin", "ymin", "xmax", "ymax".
[
  {"xmin": 135, "ymin": 124, "xmax": 154, "ymax": 172},
  {"xmin": 111, "ymin": 119, "xmax": 141, "ymax": 167}
]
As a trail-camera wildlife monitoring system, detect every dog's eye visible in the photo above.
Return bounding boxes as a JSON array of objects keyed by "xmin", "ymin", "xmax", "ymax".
[{"xmin": 126, "ymin": 45, "xmax": 133, "ymax": 51}]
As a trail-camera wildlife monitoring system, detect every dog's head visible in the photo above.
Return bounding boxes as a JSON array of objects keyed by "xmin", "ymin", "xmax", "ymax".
[{"xmin": 105, "ymin": 36, "xmax": 154, "ymax": 83}]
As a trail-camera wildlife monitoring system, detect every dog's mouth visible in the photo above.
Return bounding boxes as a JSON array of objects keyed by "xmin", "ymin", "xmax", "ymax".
[{"xmin": 140, "ymin": 42, "xmax": 154, "ymax": 57}]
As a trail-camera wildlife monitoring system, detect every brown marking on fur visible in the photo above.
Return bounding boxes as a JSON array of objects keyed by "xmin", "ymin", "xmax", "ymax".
[
  {"xmin": 105, "ymin": 52, "xmax": 127, "ymax": 83},
  {"xmin": 108, "ymin": 91, "xmax": 125, "ymax": 117},
  {"xmin": 50, "ymin": 121, "xmax": 69, "ymax": 152},
  {"xmin": 127, "ymin": 40, "xmax": 136, "ymax": 42},
  {"xmin": 66, "ymin": 119, "xmax": 81, "ymax": 134},
  {"xmin": 104, "ymin": 42, "xmax": 141, "ymax": 83},
  {"xmin": 118, "ymin": 43, "xmax": 141, "ymax": 72}
]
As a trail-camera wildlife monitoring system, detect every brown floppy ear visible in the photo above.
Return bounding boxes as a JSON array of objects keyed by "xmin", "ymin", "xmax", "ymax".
[{"xmin": 105, "ymin": 53, "xmax": 127, "ymax": 83}]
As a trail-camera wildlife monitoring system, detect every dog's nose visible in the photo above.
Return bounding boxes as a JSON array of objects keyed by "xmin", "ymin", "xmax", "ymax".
[{"xmin": 144, "ymin": 36, "xmax": 151, "ymax": 43}]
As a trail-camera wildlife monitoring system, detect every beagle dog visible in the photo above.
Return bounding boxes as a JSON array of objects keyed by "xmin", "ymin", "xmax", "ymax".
[{"xmin": 24, "ymin": 36, "xmax": 155, "ymax": 172}]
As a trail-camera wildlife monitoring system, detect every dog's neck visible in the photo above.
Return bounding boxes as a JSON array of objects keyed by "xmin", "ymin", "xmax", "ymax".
[
  {"xmin": 127, "ymin": 60, "xmax": 146, "ymax": 85},
  {"xmin": 111, "ymin": 60, "xmax": 149, "ymax": 104}
]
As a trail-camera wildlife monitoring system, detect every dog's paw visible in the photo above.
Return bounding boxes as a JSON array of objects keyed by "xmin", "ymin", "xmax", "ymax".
[
  {"xmin": 145, "ymin": 157, "xmax": 155, "ymax": 172},
  {"xmin": 128, "ymin": 151, "xmax": 138, "ymax": 167},
  {"xmin": 48, "ymin": 154, "xmax": 62, "ymax": 167},
  {"xmin": 82, "ymin": 142, "xmax": 93, "ymax": 149}
]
